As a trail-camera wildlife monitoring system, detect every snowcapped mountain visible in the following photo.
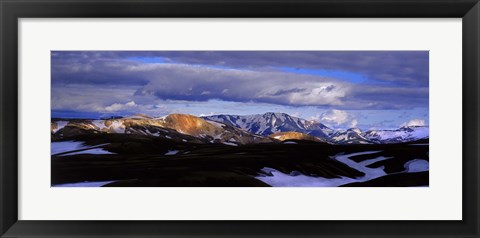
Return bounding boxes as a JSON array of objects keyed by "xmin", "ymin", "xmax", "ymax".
[
  {"xmin": 363, "ymin": 126, "xmax": 429, "ymax": 143},
  {"xmin": 52, "ymin": 113, "xmax": 429, "ymax": 145},
  {"xmin": 51, "ymin": 114, "xmax": 273, "ymax": 145},
  {"xmin": 204, "ymin": 112, "xmax": 428, "ymax": 144},
  {"xmin": 203, "ymin": 112, "xmax": 334, "ymax": 140},
  {"xmin": 329, "ymin": 128, "xmax": 374, "ymax": 144}
]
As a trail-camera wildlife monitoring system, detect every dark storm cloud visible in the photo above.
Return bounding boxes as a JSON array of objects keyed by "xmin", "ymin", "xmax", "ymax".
[
  {"xmin": 51, "ymin": 51, "xmax": 429, "ymax": 110},
  {"xmin": 270, "ymin": 88, "xmax": 309, "ymax": 96},
  {"xmin": 52, "ymin": 51, "xmax": 429, "ymax": 87},
  {"xmin": 51, "ymin": 52, "xmax": 150, "ymax": 85},
  {"xmin": 155, "ymin": 51, "xmax": 429, "ymax": 87},
  {"xmin": 343, "ymin": 86, "xmax": 429, "ymax": 110}
]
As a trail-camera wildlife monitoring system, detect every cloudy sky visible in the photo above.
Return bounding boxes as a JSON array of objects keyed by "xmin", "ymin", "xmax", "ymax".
[{"xmin": 51, "ymin": 51, "xmax": 429, "ymax": 130}]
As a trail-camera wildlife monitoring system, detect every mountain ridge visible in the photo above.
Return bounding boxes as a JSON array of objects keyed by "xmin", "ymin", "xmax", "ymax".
[
  {"xmin": 52, "ymin": 112, "xmax": 428, "ymax": 144},
  {"xmin": 202, "ymin": 112, "xmax": 428, "ymax": 144}
]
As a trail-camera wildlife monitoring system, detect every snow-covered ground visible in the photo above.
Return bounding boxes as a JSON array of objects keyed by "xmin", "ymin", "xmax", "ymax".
[
  {"xmin": 52, "ymin": 180, "xmax": 116, "ymax": 187},
  {"xmin": 404, "ymin": 159, "xmax": 429, "ymax": 172},
  {"xmin": 255, "ymin": 151, "xmax": 391, "ymax": 187},
  {"xmin": 92, "ymin": 120, "xmax": 106, "ymax": 130},
  {"xmin": 109, "ymin": 120, "xmax": 125, "ymax": 133},
  {"xmin": 60, "ymin": 148, "xmax": 114, "ymax": 156},
  {"xmin": 51, "ymin": 141, "xmax": 113, "ymax": 156},
  {"xmin": 222, "ymin": 142, "xmax": 238, "ymax": 146},
  {"xmin": 52, "ymin": 121, "xmax": 69, "ymax": 133},
  {"xmin": 165, "ymin": 150, "xmax": 179, "ymax": 155},
  {"xmin": 91, "ymin": 120, "xmax": 125, "ymax": 133},
  {"xmin": 51, "ymin": 141, "xmax": 87, "ymax": 155}
]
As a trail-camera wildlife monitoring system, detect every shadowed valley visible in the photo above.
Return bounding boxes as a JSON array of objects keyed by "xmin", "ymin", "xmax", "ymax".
[{"xmin": 51, "ymin": 113, "xmax": 429, "ymax": 187}]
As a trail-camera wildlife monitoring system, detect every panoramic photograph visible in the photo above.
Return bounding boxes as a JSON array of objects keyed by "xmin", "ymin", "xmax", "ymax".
[{"xmin": 51, "ymin": 51, "xmax": 429, "ymax": 187}]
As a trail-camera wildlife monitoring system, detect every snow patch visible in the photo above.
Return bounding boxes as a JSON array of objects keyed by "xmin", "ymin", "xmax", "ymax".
[
  {"xmin": 358, "ymin": 156, "xmax": 391, "ymax": 166},
  {"xmin": 332, "ymin": 134, "xmax": 347, "ymax": 141},
  {"xmin": 350, "ymin": 128, "xmax": 362, "ymax": 134},
  {"xmin": 222, "ymin": 142, "xmax": 238, "ymax": 146},
  {"xmin": 109, "ymin": 120, "xmax": 125, "ymax": 133},
  {"xmin": 255, "ymin": 151, "xmax": 387, "ymax": 187},
  {"xmin": 51, "ymin": 141, "xmax": 87, "ymax": 155},
  {"xmin": 51, "ymin": 141, "xmax": 112, "ymax": 156},
  {"xmin": 404, "ymin": 159, "xmax": 429, "ymax": 172},
  {"xmin": 53, "ymin": 121, "xmax": 69, "ymax": 133},
  {"xmin": 60, "ymin": 148, "xmax": 114, "ymax": 156},
  {"xmin": 52, "ymin": 180, "xmax": 116, "ymax": 187},
  {"xmin": 256, "ymin": 167, "xmax": 355, "ymax": 187},
  {"xmin": 92, "ymin": 120, "xmax": 107, "ymax": 130},
  {"xmin": 165, "ymin": 150, "xmax": 179, "ymax": 155}
]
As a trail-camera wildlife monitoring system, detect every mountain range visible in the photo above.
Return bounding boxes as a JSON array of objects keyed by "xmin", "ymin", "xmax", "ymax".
[
  {"xmin": 51, "ymin": 112, "xmax": 428, "ymax": 145},
  {"xmin": 203, "ymin": 112, "xmax": 428, "ymax": 144}
]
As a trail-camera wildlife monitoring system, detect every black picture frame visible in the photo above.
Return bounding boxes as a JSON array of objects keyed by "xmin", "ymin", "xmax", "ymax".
[{"xmin": 1, "ymin": 0, "xmax": 479, "ymax": 237}]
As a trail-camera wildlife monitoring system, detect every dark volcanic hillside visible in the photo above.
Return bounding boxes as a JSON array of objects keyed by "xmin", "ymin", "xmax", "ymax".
[
  {"xmin": 53, "ymin": 112, "xmax": 429, "ymax": 145},
  {"xmin": 52, "ymin": 114, "xmax": 273, "ymax": 145},
  {"xmin": 51, "ymin": 133, "xmax": 428, "ymax": 187},
  {"xmin": 51, "ymin": 113, "xmax": 429, "ymax": 187}
]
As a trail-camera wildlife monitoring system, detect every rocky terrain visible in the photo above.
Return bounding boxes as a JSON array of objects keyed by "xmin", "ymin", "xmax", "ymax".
[{"xmin": 51, "ymin": 112, "xmax": 429, "ymax": 187}]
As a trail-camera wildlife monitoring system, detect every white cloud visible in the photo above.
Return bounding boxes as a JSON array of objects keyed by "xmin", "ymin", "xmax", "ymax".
[
  {"xmin": 291, "ymin": 112, "xmax": 301, "ymax": 118},
  {"xmin": 400, "ymin": 119, "xmax": 426, "ymax": 127},
  {"xmin": 105, "ymin": 101, "xmax": 137, "ymax": 112},
  {"xmin": 132, "ymin": 63, "xmax": 349, "ymax": 107},
  {"xmin": 316, "ymin": 109, "xmax": 358, "ymax": 129},
  {"xmin": 199, "ymin": 112, "xmax": 219, "ymax": 117},
  {"xmin": 349, "ymin": 118, "xmax": 358, "ymax": 128}
]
